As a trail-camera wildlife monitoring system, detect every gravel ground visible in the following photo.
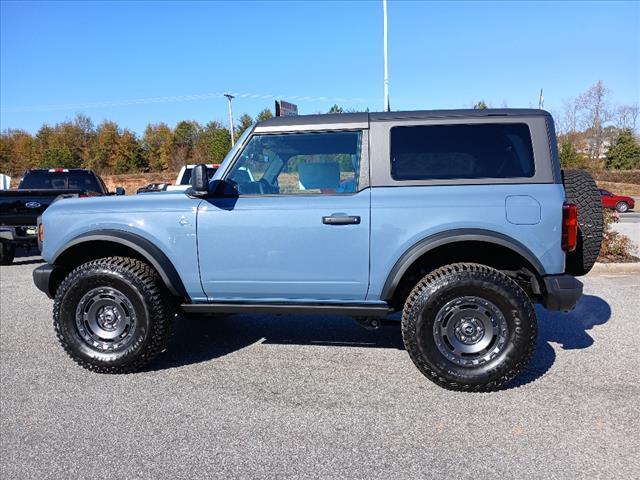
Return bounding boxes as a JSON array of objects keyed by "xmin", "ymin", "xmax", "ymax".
[{"xmin": 1, "ymin": 256, "xmax": 639, "ymax": 479}]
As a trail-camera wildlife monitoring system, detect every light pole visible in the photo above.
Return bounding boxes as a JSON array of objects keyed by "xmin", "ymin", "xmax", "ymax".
[
  {"xmin": 383, "ymin": 0, "xmax": 389, "ymax": 112},
  {"xmin": 224, "ymin": 93, "xmax": 235, "ymax": 146}
]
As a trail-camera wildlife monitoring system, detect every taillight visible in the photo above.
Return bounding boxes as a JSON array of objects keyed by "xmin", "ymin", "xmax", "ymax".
[
  {"xmin": 38, "ymin": 223, "xmax": 44, "ymax": 243},
  {"xmin": 562, "ymin": 203, "xmax": 578, "ymax": 252}
]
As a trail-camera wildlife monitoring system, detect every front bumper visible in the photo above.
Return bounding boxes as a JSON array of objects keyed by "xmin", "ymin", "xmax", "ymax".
[
  {"xmin": 541, "ymin": 274, "xmax": 583, "ymax": 311},
  {"xmin": 33, "ymin": 263, "xmax": 55, "ymax": 298}
]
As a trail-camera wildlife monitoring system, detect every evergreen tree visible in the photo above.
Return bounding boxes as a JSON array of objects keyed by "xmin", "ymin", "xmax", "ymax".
[
  {"xmin": 196, "ymin": 121, "xmax": 231, "ymax": 164},
  {"xmin": 235, "ymin": 113, "xmax": 254, "ymax": 138},
  {"xmin": 606, "ymin": 129, "xmax": 640, "ymax": 170},
  {"xmin": 256, "ymin": 108, "xmax": 274, "ymax": 122},
  {"xmin": 558, "ymin": 140, "xmax": 585, "ymax": 169}
]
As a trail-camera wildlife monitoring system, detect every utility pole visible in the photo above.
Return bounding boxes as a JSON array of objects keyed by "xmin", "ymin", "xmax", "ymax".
[
  {"xmin": 224, "ymin": 93, "xmax": 235, "ymax": 146},
  {"xmin": 383, "ymin": 0, "xmax": 389, "ymax": 112}
]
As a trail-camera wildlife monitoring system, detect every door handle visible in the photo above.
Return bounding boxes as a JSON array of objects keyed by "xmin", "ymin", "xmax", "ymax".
[{"xmin": 322, "ymin": 215, "xmax": 361, "ymax": 225}]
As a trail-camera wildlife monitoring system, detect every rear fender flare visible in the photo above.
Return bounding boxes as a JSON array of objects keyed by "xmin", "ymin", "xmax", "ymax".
[{"xmin": 380, "ymin": 228, "xmax": 546, "ymax": 301}]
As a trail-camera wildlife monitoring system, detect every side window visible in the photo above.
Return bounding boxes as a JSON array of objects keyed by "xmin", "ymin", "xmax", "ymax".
[
  {"xmin": 225, "ymin": 131, "xmax": 362, "ymax": 195},
  {"xmin": 390, "ymin": 123, "xmax": 535, "ymax": 181}
]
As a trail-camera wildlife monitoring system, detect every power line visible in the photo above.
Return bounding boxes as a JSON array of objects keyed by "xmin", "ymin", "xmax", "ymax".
[{"xmin": 1, "ymin": 91, "xmax": 371, "ymax": 114}]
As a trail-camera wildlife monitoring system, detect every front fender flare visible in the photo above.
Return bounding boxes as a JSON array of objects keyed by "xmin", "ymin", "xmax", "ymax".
[{"xmin": 51, "ymin": 229, "xmax": 188, "ymax": 299}]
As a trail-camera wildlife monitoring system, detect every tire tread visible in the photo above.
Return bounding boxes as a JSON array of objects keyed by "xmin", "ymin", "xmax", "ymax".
[
  {"xmin": 401, "ymin": 263, "xmax": 537, "ymax": 392},
  {"xmin": 53, "ymin": 256, "xmax": 175, "ymax": 373}
]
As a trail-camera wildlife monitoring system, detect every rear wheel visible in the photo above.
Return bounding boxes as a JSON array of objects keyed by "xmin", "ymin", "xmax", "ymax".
[
  {"xmin": 401, "ymin": 263, "xmax": 537, "ymax": 392},
  {"xmin": 616, "ymin": 201, "xmax": 629, "ymax": 213},
  {"xmin": 0, "ymin": 243, "xmax": 15, "ymax": 265},
  {"xmin": 53, "ymin": 257, "xmax": 175, "ymax": 373},
  {"xmin": 562, "ymin": 170, "xmax": 604, "ymax": 276}
]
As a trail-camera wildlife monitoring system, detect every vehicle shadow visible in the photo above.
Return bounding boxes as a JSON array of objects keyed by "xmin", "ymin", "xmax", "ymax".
[
  {"xmin": 5, "ymin": 248, "xmax": 44, "ymax": 266},
  {"xmin": 149, "ymin": 313, "xmax": 404, "ymax": 372},
  {"xmin": 149, "ymin": 294, "xmax": 612, "ymax": 390},
  {"xmin": 507, "ymin": 294, "xmax": 611, "ymax": 388}
]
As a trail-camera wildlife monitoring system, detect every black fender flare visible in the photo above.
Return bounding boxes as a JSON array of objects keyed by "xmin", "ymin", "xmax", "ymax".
[
  {"xmin": 51, "ymin": 230, "xmax": 188, "ymax": 299},
  {"xmin": 380, "ymin": 228, "xmax": 547, "ymax": 301}
]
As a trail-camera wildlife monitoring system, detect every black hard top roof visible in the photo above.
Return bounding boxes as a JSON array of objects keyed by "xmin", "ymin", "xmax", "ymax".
[{"xmin": 257, "ymin": 108, "xmax": 550, "ymax": 128}]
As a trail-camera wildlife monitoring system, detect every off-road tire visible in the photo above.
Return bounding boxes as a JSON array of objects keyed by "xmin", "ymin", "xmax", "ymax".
[
  {"xmin": 401, "ymin": 263, "xmax": 537, "ymax": 392},
  {"xmin": 0, "ymin": 243, "xmax": 15, "ymax": 265},
  {"xmin": 615, "ymin": 201, "xmax": 629, "ymax": 213},
  {"xmin": 562, "ymin": 170, "xmax": 603, "ymax": 276},
  {"xmin": 53, "ymin": 256, "xmax": 175, "ymax": 373}
]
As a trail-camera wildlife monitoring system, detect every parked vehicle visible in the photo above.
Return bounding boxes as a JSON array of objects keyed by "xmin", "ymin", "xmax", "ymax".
[
  {"xmin": 0, "ymin": 173, "xmax": 10, "ymax": 190},
  {"xmin": 0, "ymin": 168, "xmax": 121, "ymax": 264},
  {"xmin": 599, "ymin": 189, "xmax": 635, "ymax": 213},
  {"xmin": 165, "ymin": 164, "xmax": 220, "ymax": 191},
  {"xmin": 33, "ymin": 109, "xmax": 603, "ymax": 391},
  {"xmin": 137, "ymin": 182, "xmax": 169, "ymax": 194}
]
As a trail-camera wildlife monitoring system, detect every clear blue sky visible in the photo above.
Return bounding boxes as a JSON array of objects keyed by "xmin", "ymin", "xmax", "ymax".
[{"xmin": 1, "ymin": 0, "xmax": 639, "ymax": 134}]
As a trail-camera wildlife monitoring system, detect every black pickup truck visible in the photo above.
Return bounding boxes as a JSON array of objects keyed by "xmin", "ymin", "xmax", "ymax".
[{"xmin": 0, "ymin": 168, "xmax": 121, "ymax": 264}]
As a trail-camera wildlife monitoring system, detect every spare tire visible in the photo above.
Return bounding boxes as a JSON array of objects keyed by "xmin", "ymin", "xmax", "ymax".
[{"xmin": 562, "ymin": 170, "xmax": 603, "ymax": 276}]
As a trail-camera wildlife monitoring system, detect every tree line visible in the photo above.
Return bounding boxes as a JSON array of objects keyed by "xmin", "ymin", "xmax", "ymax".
[
  {"xmin": 2, "ymin": 85, "xmax": 639, "ymax": 177},
  {"xmin": 0, "ymin": 108, "xmax": 273, "ymax": 176},
  {"xmin": 553, "ymin": 81, "xmax": 639, "ymax": 170}
]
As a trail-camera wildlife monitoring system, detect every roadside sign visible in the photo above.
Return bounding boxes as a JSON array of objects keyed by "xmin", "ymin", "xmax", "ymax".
[{"xmin": 275, "ymin": 100, "xmax": 298, "ymax": 117}]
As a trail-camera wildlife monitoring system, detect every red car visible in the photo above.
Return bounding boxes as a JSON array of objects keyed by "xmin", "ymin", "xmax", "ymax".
[{"xmin": 599, "ymin": 189, "xmax": 635, "ymax": 213}]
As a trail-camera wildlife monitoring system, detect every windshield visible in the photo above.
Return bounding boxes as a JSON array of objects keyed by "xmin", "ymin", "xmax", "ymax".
[
  {"xmin": 209, "ymin": 124, "xmax": 255, "ymax": 184},
  {"xmin": 19, "ymin": 171, "xmax": 102, "ymax": 193}
]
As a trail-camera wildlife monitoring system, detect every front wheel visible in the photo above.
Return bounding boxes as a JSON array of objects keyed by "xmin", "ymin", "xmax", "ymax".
[
  {"xmin": 53, "ymin": 257, "xmax": 175, "ymax": 373},
  {"xmin": 401, "ymin": 263, "xmax": 537, "ymax": 392},
  {"xmin": 616, "ymin": 201, "xmax": 629, "ymax": 213}
]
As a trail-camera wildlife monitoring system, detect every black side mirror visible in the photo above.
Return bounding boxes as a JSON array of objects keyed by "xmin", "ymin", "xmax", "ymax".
[
  {"xmin": 190, "ymin": 164, "xmax": 209, "ymax": 196},
  {"xmin": 115, "ymin": 186, "xmax": 125, "ymax": 196}
]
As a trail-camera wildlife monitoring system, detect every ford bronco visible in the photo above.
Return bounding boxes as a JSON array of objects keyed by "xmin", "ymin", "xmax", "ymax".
[{"xmin": 33, "ymin": 109, "xmax": 603, "ymax": 391}]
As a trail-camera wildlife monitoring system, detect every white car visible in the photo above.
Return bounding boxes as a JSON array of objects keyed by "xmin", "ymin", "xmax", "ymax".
[{"xmin": 165, "ymin": 164, "xmax": 221, "ymax": 191}]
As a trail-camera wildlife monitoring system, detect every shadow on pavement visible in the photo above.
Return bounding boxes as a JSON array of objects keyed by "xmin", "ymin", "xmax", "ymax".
[
  {"xmin": 2, "ymin": 247, "xmax": 44, "ymax": 266},
  {"xmin": 149, "ymin": 313, "xmax": 404, "ymax": 372},
  {"xmin": 508, "ymin": 294, "xmax": 611, "ymax": 388},
  {"xmin": 149, "ymin": 294, "xmax": 612, "ymax": 390}
]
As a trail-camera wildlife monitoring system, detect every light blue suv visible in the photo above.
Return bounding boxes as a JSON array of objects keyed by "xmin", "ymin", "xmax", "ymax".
[{"xmin": 33, "ymin": 109, "xmax": 603, "ymax": 391}]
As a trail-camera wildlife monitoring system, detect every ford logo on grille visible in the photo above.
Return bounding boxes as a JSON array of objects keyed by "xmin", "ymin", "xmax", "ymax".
[{"xmin": 25, "ymin": 201, "xmax": 42, "ymax": 209}]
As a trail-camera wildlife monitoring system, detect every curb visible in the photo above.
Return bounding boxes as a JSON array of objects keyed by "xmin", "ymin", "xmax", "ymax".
[{"xmin": 589, "ymin": 262, "xmax": 640, "ymax": 275}]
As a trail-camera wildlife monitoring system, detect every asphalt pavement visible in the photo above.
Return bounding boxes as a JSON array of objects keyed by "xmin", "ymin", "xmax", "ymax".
[{"xmin": 1, "ymin": 256, "xmax": 639, "ymax": 479}]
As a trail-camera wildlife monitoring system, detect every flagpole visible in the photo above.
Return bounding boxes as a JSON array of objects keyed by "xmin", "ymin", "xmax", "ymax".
[{"xmin": 383, "ymin": 0, "xmax": 389, "ymax": 112}]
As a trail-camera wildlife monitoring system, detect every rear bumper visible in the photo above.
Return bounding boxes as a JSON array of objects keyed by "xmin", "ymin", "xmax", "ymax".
[
  {"xmin": 541, "ymin": 274, "xmax": 583, "ymax": 311},
  {"xmin": 33, "ymin": 263, "xmax": 55, "ymax": 298}
]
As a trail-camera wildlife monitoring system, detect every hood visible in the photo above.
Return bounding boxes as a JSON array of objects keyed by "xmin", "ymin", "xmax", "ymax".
[{"xmin": 43, "ymin": 189, "xmax": 192, "ymax": 216}]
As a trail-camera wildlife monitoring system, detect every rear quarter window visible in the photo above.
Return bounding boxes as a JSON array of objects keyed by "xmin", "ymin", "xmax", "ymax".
[{"xmin": 390, "ymin": 123, "xmax": 535, "ymax": 181}]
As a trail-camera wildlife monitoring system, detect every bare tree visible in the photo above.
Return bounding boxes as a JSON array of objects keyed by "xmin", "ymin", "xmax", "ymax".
[
  {"xmin": 577, "ymin": 81, "xmax": 612, "ymax": 166},
  {"xmin": 613, "ymin": 104, "xmax": 639, "ymax": 132},
  {"xmin": 560, "ymin": 97, "xmax": 580, "ymax": 137}
]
